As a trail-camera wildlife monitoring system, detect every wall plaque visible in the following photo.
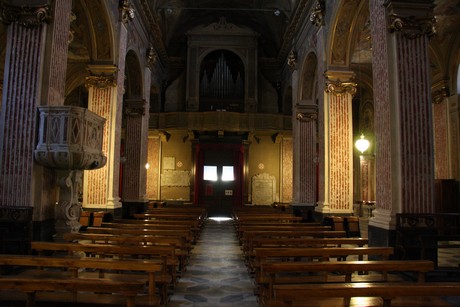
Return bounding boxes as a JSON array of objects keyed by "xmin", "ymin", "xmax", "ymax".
[{"xmin": 251, "ymin": 173, "xmax": 276, "ymax": 205}]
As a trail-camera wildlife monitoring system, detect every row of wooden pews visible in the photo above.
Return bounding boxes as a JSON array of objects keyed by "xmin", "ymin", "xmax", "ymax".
[
  {"xmin": 0, "ymin": 205, "xmax": 206, "ymax": 307},
  {"xmin": 233, "ymin": 207, "xmax": 460, "ymax": 307}
]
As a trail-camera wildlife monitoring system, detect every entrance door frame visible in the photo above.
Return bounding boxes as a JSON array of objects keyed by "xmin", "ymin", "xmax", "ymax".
[{"xmin": 194, "ymin": 143, "xmax": 244, "ymax": 208}]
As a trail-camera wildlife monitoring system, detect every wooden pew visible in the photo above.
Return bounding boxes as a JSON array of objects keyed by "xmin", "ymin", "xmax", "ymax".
[
  {"xmin": 31, "ymin": 241, "xmax": 175, "ymax": 300},
  {"xmin": 258, "ymin": 260, "xmax": 435, "ymax": 304},
  {"xmin": 241, "ymin": 230, "xmax": 347, "ymax": 255},
  {"xmin": 236, "ymin": 225, "xmax": 332, "ymax": 242},
  {"xmin": 244, "ymin": 237, "xmax": 370, "ymax": 265},
  {"xmin": 62, "ymin": 232, "xmax": 190, "ymax": 274},
  {"xmin": 250, "ymin": 237, "xmax": 369, "ymax": 249},
  {"xmin": 270, "ymin": 282, "xmax": 460, "ymax": 307},
  {"xmin": 0, "ymin": 276, "xmax": 147, "ymax": 307},
  {"xmin": 97, "ymin": 222, "xmax": 198, "ymax": 243},
  {"xmin": 86, "ymin": 226, "xmax": 194, "ymax": 245},
  {"xmin": 0, "ymin": 254, "xmax": 162, "ymax": 305},
  {"xmin": 251, "ymin": 246, "xmax": 395, "ymax": 275}
]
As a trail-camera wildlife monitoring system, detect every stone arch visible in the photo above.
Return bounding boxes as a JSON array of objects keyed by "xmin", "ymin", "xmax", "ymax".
[
  {"xmin": 328, "ymin": 0, "xmax": 366, "ymax": 68},
  {"xmin": 65, "ymin": 0, "xmax": 115, "ymax": 104}
]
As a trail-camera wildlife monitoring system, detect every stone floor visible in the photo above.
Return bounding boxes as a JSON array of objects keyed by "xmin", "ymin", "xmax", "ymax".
[
  {"xmin": 168, "ymin": 218, "xmax": 258, "ymax": 307},
  {"xmin": 167, "ymin": 217, "xmax": 460, "ymax": 307}
]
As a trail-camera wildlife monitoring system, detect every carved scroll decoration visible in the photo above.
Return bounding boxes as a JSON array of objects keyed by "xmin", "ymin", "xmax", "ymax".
[{"xmin": 0, "ymin": 2, "xmax": 51, "ymax": 28}]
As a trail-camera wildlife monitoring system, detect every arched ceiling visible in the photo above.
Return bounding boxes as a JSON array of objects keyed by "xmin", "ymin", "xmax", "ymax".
[{"xmin": 139, "ymin": 0, "xmax": 308, "ymax": 78}]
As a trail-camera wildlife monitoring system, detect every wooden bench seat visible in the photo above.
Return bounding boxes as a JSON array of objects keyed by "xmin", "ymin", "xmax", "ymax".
[
  {"xmin": 30, "ymin": 241, "xmax": 176, "ymax": 296},
  {"xmin": 62, "ymin": 232, "xmax": 190, "ymax": 274},
  {"xmin": 236, "ymin": 225, "xmax": 332, "ymax": 241},
  {"xmin": 0, "ymin": 276, "xmax": 148, "ymax": 307},
  {"xmin": 250, "ymin": 246, "xmax": 394, "ymax": 274},
  {"xmin": 258, "ymin": 260, "xmax": 435, "ymax": 303},
  {"xmin": 0, "ymin": 254, "xmax": 165, "ymax": 305},
  {"xmin": 270, "ymin": 282, "xmax": 460, "ymax": 307},
  {"xmin": 241, "ymin": 230, "xmax": 347, "ymax": 255}
]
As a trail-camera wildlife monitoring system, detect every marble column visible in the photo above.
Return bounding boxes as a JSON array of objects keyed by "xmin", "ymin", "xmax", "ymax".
[
  {"xmin": 369, "ymin": 0, "xmax": 436, "ymax": 240},
  {"xmin": 293, "ymin": 104, "xmax": 318, "ymax": 207},
  {"xmin": 0, "ymin": 4, "xmax": 50, "ymax": 208},
  {"xmin": 316, "ymin": 71, "xmax": 356, "ymax": 215},
  {"xmin": 122, "ymin": 99, "xmax": 148, "ymax": 202},
  {"xmin": 0, "ymin": 2, "xmax": 51, "ymax": 251},
  {"xmin": 448, "ymin": 95, "xmax": 460, "ymax": 180},
  {"xmin": 83, "ymin": 68, "xmax": 120, "ymax": 210},
  {"xmin": 82, "ymin": 2, "xmax": 131, "ymax": 213}
]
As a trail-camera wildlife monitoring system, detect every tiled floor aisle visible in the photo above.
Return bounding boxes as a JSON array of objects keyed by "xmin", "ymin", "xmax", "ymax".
[{"xmin": 168, "ymin": 219, "xmax": 258, "ymax": 307}]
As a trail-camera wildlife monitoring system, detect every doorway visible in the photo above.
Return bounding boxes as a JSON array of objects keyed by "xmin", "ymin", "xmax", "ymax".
[{"xmin": 195, "ymin": 143, "xmax": 244, "ymax": 217}]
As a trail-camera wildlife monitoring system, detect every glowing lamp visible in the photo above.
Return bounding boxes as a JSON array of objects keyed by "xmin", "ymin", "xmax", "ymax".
[{"xmin": 355, "ymin": 134, "xmax": 370, "ymax": 154}]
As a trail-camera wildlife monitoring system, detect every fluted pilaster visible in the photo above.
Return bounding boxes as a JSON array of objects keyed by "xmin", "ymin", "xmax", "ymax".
[
  {"xmin": 318, "ymin": 70, "xmax": 356, "ymax": 214},
  {"xmin": 293, "ymin": 104, "xmax": 318, "ymax": 206},
  {"xmin": 369, "ymin": 0, "xmax": 435, "ymax": 231},
  {"xmin": 0, "ymin": 4, "xmax": 48, "ymax": 208}
]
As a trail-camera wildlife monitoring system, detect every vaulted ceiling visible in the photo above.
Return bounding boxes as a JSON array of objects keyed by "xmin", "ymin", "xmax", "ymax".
[{"xmin": 139, "ymin": 0, "xmax": 307, "ymax": 78}]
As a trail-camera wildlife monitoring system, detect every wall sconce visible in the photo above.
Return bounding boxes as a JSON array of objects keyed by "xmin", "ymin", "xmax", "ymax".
[
  {"xmin": 145, "ymin": 163, "xmax": 150, "ymax": 170},
  {"xmin": 355, "ymin": 134, "xmax": 370, "ymax": 154}
]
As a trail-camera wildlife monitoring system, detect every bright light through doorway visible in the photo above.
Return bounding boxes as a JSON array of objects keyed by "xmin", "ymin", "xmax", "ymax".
[{"xmin": 209, "ymin": 217, "xmax": 232, "ymax": 222}]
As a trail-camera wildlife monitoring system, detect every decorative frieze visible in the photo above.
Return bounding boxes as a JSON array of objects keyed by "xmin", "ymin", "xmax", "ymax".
[{"xmin": 0, "ymin": 2, "xmax": 51, "ymax": 28}]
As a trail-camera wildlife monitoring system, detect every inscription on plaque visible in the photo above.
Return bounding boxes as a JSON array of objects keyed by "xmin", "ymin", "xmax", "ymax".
[
  {"xmin": 161, "ymin": 170, "xmax": 190, "ymax": 187},
  {"xmin": 252, "ymin": 173, "xmax": 276, "ymax": 205}
]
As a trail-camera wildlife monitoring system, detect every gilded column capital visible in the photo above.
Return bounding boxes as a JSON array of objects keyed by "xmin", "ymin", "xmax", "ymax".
[
  {"xmin": 309, "ymin": 0, "xmax": 325, "ymax": 27},
  {"xmin": 385, "ymin": 0, "xmax": 436, "ymax": 39},
  {"xmin": 85, "ymin": 75, "xmax": 116, "ymax": 89},
  {"xmin": 0, "ymin": 2, "xmax": 51, "ymax": 28},
  {"xmin": 85, "ymin": 65, "xmax": 117, "ymax": 89},
  {"xmin": 119, "ymin": 0, "xmax": 135, "ymax": 25},
  {"xmin": 124, "ymin": 99, "xmax": 146, "ymax": 116},
  {"xmin": 324, "ymin": 71, "xmax": 357, "ymax": 96}
]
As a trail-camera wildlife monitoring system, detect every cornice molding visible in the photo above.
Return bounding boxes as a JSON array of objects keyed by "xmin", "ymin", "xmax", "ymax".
[{"xmin": 0, "ymin": 2, "xmax": 51, "ymax": 28}]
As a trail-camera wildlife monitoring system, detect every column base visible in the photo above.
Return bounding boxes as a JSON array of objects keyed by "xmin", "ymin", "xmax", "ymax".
[
  {"xmin": 122, "ymin": 200, "xmax": 149, "ymax": 219},
  {"xmin": 291, "ymin": 203, "xmax": 317, "ymax": 222}
]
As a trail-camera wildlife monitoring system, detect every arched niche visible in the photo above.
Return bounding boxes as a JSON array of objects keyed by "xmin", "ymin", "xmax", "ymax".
[
  {"xmin": 186, "ymin": 17, "xmax": 258, "ymax": 113},
  {"xmin": 124, "ymin": 50, "xmax": 143, "ymax": 99},
  {"xmin": 199, "ymin": 49, "xmax": 245, "ymax": 112},
  {"xmin": 300, "ymin": 52, "xmax": 318, "ymax": 102}
]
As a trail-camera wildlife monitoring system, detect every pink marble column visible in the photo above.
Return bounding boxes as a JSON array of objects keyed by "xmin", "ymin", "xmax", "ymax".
[
  {"xmin": 83, "ymin": 71, "xmax": 118, "ymax": 209},
  {"xmin": 318, "ymin": 71, "xmax": 356, "ymax": 214},
  {"xmin": 146, "ymin": 137, "xmax": 161, "ymax": 200},
  {"xmin": 293, "ymin": 104, "xmax": 318, "ymax": 206},
  {"xmin": 82, "ymin": 2, "xmax": 131, "ymax": 211},
  {"xmin": 122, "ymin": 99, "xmax": 147, "ymax": 201},
  {"xmin": 0, "ymin": 4, "xmax": 50, "ymax": 208},
  {"xmin": 369, "ymin": 0, "xmax": 436, "ymax": 229},
  {"xmin": 281, "ymin": 137, "xmax": 293, "ymax": 203}
]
